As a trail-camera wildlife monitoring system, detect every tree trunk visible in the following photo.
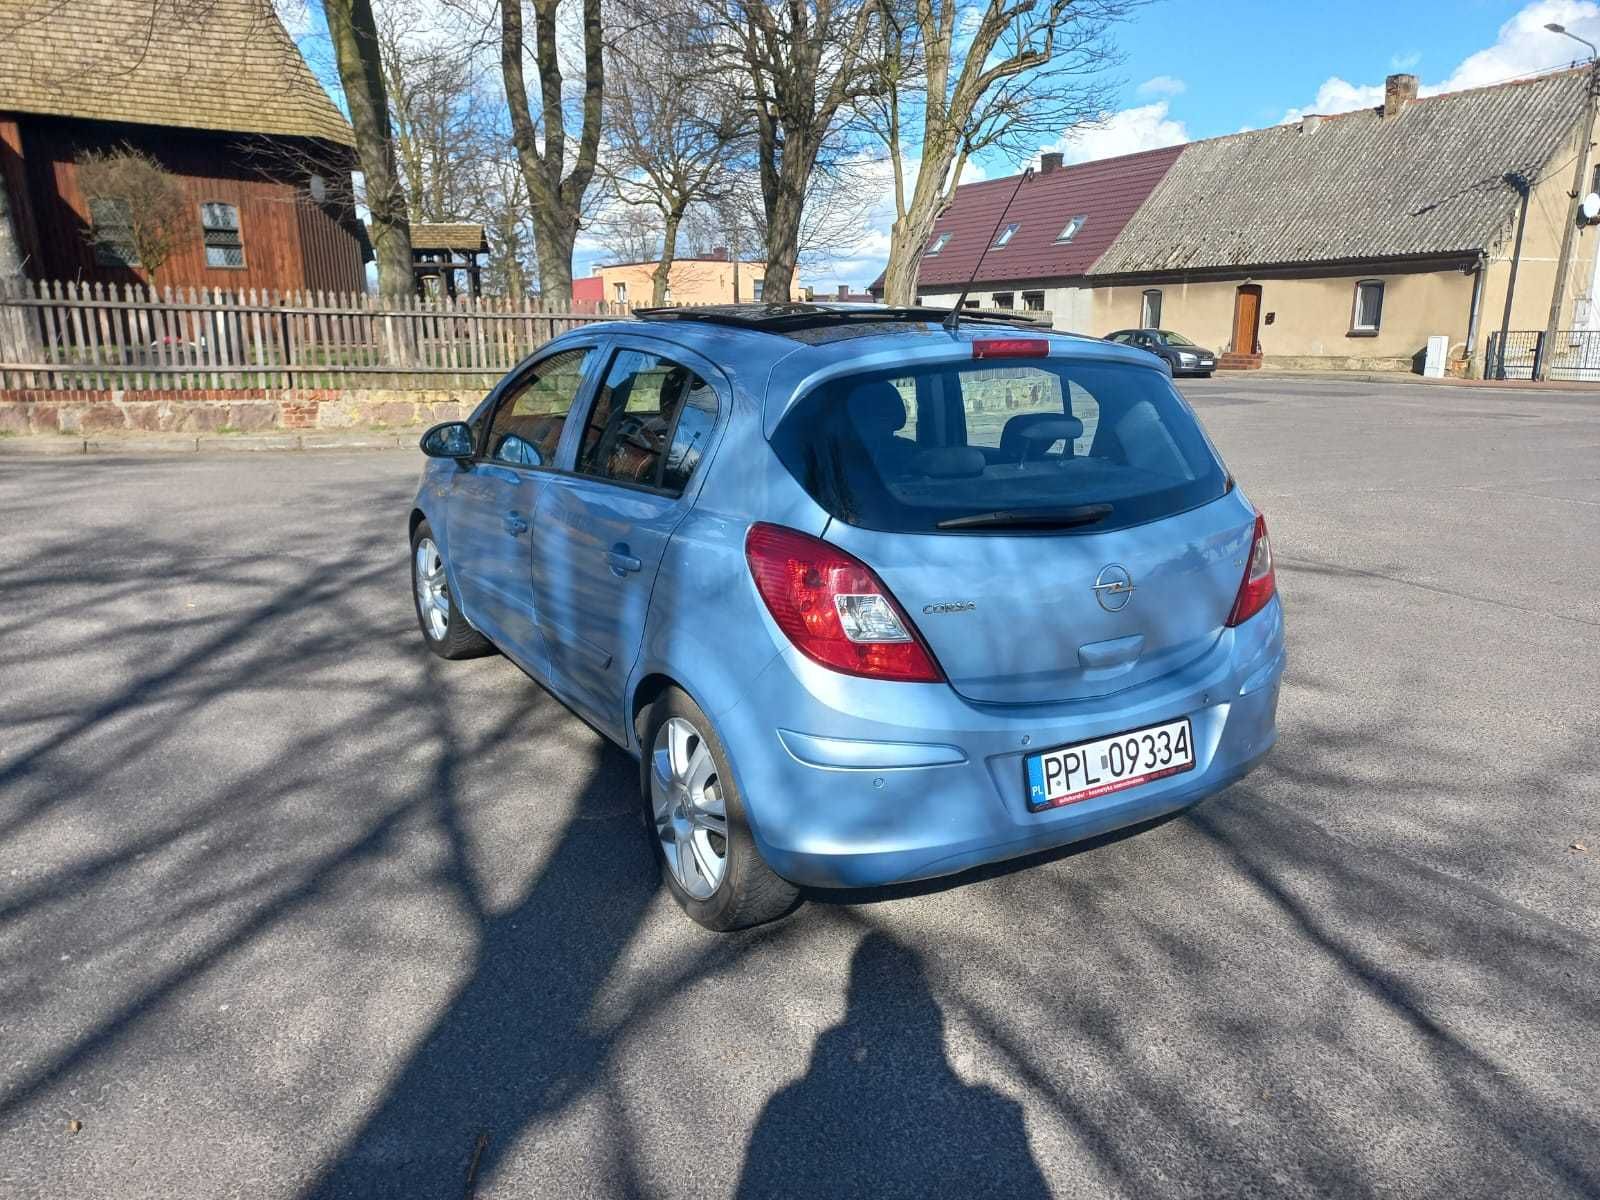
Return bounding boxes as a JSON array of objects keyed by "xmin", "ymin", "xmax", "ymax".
[
  {"xmin": 881, "ymin": 217, "xmax": 930, "ymax": 306},
  {"xmin": 325, "ymin": 0, "xmax": 412, "ymax": 299},
  {"xmin": 0, "ymin": 178, "xmax": 26, "ymax": 285},
  {"xmin": 761, "ymin": 165, "xmax": 807, "ymax": 301},
  {"xmin": 536, "ymin": 212, "xmax": 576, "ymax": 306},
  {"xmin": 651, "ymin": 208, "xmax": 683, "ymax": 306}
]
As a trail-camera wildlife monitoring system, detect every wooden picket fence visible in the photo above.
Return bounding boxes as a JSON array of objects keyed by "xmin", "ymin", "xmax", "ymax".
[{"xmin": 0, "ymin": 279, "xmax": 631, "ymax": 391}]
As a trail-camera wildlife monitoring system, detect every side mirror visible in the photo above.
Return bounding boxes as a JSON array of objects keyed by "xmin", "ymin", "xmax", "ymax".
[{"xmin": 420, "ymin": 421, "xmax": 474, "ymax": 461}]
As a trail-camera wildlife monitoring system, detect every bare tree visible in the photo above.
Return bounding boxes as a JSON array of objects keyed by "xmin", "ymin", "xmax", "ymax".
[
  {"xmin": 377, "ymin": 0, "xmax": 499, "ymax": 223},
  {"xmin": 708, "ymin": 0, "xmax": 884, "ymax": 300},
  {"xmin": 323, "ymin": 0, "xmax": 414, "ymax": 298},
  {"xmin": 75, "ymin": 148, "xmax": 192, "ymax": 288},
  {"xmin": 869, "ymin": 0, "xmax": 1131, "ymax": 304},
  {"xmin": 499, "ymin": 0, "xmax": 604, "ymax": 304},
  {"xmin": 589, "ymin": 204, "xmax": 662, "ymax": 265},
  {"xmin": 599, "ymin": 12, "xmax": 748, "ymax": 304}
]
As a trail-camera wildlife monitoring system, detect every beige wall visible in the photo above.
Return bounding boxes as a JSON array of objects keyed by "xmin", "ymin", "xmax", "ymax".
[
  {"xmin": 590, "ymin": 259, "xmax": 804, "ymax": 306},
  {"xmin": 1090, "ymin": 270, "xmax": 1477, "ymax": 371}
]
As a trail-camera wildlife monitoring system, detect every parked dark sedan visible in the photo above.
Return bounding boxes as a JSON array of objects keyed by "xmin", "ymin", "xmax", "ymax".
[{"xmin": 1106, "ymin": 329, "xmax": 1217, "ymax": 377}]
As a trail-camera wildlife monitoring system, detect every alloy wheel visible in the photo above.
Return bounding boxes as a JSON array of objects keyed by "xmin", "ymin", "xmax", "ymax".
[
  {"xmin": 651, "ymin": 716, "xmax": 729, "ymax": 899},
  {"xmin": 414, "ymin": 537, "xmax": 451, "ymax": 641}
]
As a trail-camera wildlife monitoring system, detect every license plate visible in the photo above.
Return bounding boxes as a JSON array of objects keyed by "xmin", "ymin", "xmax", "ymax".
[{"xmin": 1024, "ymin": 717, "xmax": 1194, "ymax": 812}]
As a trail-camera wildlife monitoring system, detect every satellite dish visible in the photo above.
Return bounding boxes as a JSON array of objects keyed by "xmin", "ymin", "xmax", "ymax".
[
  {"xmin": 309, "ymin": 174, "xmax": 328, "ymax": 203},
  {"xmin": 1582, "ymin": 192, "xmax": 1600, "ymax": 222}
]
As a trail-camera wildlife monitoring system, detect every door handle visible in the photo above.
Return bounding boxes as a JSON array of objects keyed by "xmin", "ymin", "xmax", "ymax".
[
  {"xmin": 606, "ymin": 545, "xmax": 642, "ymax": 576},
  {"xmin": 503, "ymin": 512, "xmax": 530, "ymax": 535}
]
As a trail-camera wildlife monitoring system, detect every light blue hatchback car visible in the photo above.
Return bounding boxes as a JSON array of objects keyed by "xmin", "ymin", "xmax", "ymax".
[{"xmin": 409, "ymin": 305, "xmax": 1284, "ymax": 929}]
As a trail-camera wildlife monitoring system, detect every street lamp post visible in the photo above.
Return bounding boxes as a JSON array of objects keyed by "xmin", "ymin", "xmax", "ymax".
[{"xmin": 1537, "ymin": 22, "xmax": 1600, "ymax": 379}]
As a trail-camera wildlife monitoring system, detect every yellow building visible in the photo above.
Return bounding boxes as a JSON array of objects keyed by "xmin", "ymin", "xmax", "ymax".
[
  {"xmin": 899, "ymin": 69, "xmax": 1600, "ymax": 378},
  {"xmin": 575, "ymin": 252, "xmax": 805, "ymax": 307}
]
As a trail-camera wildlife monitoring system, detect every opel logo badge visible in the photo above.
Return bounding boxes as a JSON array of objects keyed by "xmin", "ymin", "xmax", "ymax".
[{"xmin": 1092, "ymin": 563, "xmax": 1135, "ymax": 612}]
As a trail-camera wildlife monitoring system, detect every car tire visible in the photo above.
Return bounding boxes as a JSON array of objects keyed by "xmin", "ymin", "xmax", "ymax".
[
  {"xmin": 411, "ymin": 520, "xmax": 495, "ymax": 660},
  {"xmin": 640, "ymin": 686, "xmax": 799, "ymax": 931}
]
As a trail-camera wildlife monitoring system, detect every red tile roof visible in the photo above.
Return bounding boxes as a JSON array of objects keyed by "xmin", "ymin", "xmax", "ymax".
[{"xmin": 891, "ymin": 144, "xmax": 1184, "ymax": 291}]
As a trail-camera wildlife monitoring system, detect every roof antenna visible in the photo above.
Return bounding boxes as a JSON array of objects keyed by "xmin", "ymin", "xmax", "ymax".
[{"xmin": 943, "ymin": 165, "xmax": 1034, "ymax": 333}]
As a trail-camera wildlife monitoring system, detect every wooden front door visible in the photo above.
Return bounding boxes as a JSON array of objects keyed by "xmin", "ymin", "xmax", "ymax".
[{"xmin": 1232, "ymin": 285, "xmax": 1262, "ymax": 355}]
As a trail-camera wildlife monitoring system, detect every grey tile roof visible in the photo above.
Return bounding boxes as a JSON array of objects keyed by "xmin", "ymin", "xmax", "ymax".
[{"xmin": 1092, "ymin": 68, "xmax": 1589, "ymax": 276}]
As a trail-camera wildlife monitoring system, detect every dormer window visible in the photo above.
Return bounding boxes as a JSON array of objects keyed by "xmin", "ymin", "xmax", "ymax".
[
  {"xmin": 993, "ymin": 223, "xmax": 1019, "ymax": 248},
  {"xmin": 927, "ymin": 232, "xmax": 952, "ymax": 255},
  {"xmin": 1055, "ymin": 215, "xmax": 1087, "ymax": 244}
]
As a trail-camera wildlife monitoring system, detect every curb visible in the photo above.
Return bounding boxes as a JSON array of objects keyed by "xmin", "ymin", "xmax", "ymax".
[{"xmin": 0, "ymin": 432, "xmax": 421, "ymax": 456}]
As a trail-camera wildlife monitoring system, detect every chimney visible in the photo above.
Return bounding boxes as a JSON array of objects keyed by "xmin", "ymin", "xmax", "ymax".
[
  {"xmin": 837, "ymin": 284, "xmax": 849, "ymax": 299},
  {"xmin": 1300, "ymin": 114, "xmax": 1322, "ymax": 134},
  {"xmin": 710, "ymin": 245, "xmax": 729, "ymax": 261},
  {"xmin": 1383, "ymin": 73, "xmax": 1418, "ymax": 118},
  {"xmin": 1040, "ymin": 151, "xmax": 1063, "ymax": 174}
]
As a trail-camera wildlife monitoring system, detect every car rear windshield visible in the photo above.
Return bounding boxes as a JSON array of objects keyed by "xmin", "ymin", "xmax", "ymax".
[{"xmin": 771, "ymin": 357, "xmax": 1228, "ymax": 534}]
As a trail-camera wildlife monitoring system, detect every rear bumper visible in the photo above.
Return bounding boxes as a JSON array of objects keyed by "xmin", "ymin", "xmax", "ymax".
[{"xmin": 719, "ymin": 597, "xmax": 1285, "ymax": 889}]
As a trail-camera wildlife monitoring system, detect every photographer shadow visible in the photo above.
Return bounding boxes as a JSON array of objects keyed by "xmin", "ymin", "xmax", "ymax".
[{"xmin": 736, "ymin": 930, "xmax": 1050, "ymax": 1200}]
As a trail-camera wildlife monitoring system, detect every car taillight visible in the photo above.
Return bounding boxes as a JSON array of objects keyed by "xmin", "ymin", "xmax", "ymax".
[
  {"xmin": 972, "ymin": 338, "xmax": 1049, "ymax": 359},
  {"xmin": 1225, "ymin": 513, "xmax": 1276, "ymax": 627},
  {"xmin": 744, "ymin": 523, "xmax": 944, "ymax": 683}
]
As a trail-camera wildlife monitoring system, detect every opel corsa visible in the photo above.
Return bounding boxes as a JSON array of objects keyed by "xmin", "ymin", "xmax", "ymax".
[{"xmin": 408, "ymin": 305, "xmax": 1285, "ymax": 930}]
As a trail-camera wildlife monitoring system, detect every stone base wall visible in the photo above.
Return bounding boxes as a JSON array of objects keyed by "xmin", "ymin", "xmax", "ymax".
[{"xmin": 0, "ymin": 388, "xmax": 484, "ymax": 436}]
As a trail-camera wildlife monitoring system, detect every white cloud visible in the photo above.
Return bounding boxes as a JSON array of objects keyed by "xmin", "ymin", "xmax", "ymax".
[
  {"xmin": 1390, "ymin": 51, "xmax": 1422, "ymax": 71},
  {"xmin": 1049, "ymin": 102, "xmax": 1189, "ymax": 165},
  {"xmin": 1281, "ymin": 0, "xmax": 1600, "ymax": 124},
  {"xmin": 1137, "ymin": 75, "xmax": 1187, "ymax": 98}
]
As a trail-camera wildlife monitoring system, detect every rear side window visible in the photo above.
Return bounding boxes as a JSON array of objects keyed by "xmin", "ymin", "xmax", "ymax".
[
  {"xmin": 771, "ymin": 358, "xmax": 1225, "ymax": 534},
  {"xmin": 482, "ymin": 347, "xmax": 594, "ymax": 466},
  {"xmin": 577, "ymin": 348, "xmax": 719, "ymax": 494}
]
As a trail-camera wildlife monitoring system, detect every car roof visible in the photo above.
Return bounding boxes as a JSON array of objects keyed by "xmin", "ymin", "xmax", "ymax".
[{"xmin": 557, "ymin": 304, "xmax": 1166, "ymax": 431}]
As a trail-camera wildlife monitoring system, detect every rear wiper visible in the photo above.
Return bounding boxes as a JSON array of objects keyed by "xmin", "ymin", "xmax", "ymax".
[{"xmin": 936, "ymin": 504, "xmax": 1112, "ymax": 530}]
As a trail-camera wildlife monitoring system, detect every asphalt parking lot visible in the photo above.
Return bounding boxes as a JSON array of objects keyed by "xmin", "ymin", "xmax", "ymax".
[{"xmin": 2, "ymin": 374, "xmax": 1598, "ymax": 1199}]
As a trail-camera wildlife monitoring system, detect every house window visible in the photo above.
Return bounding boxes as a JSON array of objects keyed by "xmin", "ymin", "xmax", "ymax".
[
  {"xmin": 927, "ymin": 232, "xmax": 952, "ymax": 255},
  {"xmin": 614, "ymin": 281, "xmax": 628, "ymax": 304},
  {"xmin": 1141, "ymin": 288, "xmax": 1162, "ymax": 328},
  {"xmin": 89, "ymin": 197, "xmax": 138, "ymax": 267},
  {"xmin": 753, "ymin": 278, "xmax": 765, "ymax": 301},
  {"xmin": 200, "ymin": 202, "xmax": 245, "ymax": 269},
  {"xmin": 992, "ymin": 291, "xmax": 1014, "ymax": 310},
  {"xmin": 1055, "ymin": 215, "xmax": 1086, "ymax": 244},
  {"xmin": 1021, "ymin": 290, "xmax": 1045, "ymax": 311},
  {"xmin": 993, "ymin": 223, "xmax": 1019, "ymax": 249},
  {"xmin": 1351, "ymin": 280, "xmax": 1384, "ymax": 334}
]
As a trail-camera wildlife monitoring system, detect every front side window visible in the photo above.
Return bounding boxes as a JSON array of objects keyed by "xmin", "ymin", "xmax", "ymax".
[
  {"xmin": 1021, "ymin": 291, "xmax": 1045, "ymax": 311},
  {"xmin": 89, "ymin": 197, "xmax": 138, "ymax": 267},
  {"xmin": 992, "ymin": 292, "xmax": 1015, "ymax": 310},
  {"xmin": 1352, "ymin": 280, "xmax": 1384, "ymax": 333},
  {"xmin": 1141, "ymin": 288, "xmax": 1162, "ymax": 329},
  {"xmin": 482, "ymin": 346, "xmax": 595, "ymax": 465},
  {"xmin": 200, "ymin": 201, "xmax": 244, "ymax": 268},
  {"xmin": 1056, "ymin": 215, "xmax": 1086, "ymax": 244},
  {"xmin": 927, "ymin": 232, "xmax": 952, "ymax": 256},
  {"xmin": 772, "ymin": 357, "xmax": 1225, "ymax": 535},
  {"xmin": 576, "ymin": 348, "xmax": 719, "ymax": 494},
  {"xmin": 993, "ymin": 223, "xmax": 1019, "ymax": 249},
  {"xmin": 753, "ymin": 278, "xmax": 766, "ymax": 301},
  {"xmin": 614, "ymin": 281, "xmax": 628, "ymax": 304}
]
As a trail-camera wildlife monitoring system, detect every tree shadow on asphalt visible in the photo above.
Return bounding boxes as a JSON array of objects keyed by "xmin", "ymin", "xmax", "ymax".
[{"xmin": 4, "ymin": 459, "xmax": 1600, "ymax": 1198}]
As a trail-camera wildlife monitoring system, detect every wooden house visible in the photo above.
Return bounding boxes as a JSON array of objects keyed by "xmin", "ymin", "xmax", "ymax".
[{"xmin": 0, "ymin": 0, "xmax": 368, "ymax": 294}]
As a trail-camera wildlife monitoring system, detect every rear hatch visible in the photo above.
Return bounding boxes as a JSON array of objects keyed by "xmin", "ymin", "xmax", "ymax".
[
  {"xmin": 770, "ymin": 343, "xmax": 1248, "ymax": 704},
  {"xmin": 826, "ymin": 498, "xmax": 1253, "ymax": 703}
]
